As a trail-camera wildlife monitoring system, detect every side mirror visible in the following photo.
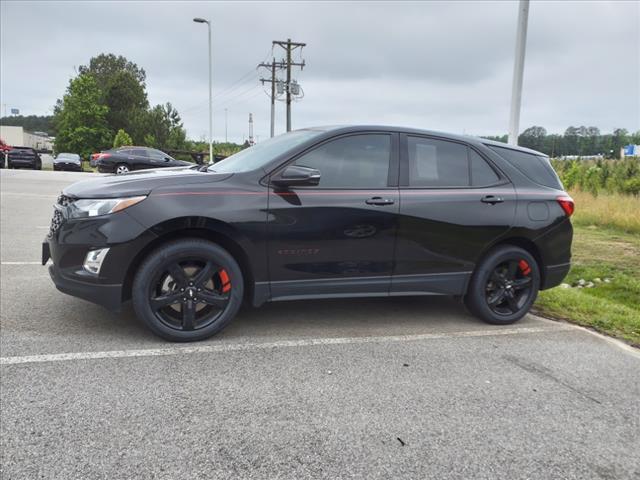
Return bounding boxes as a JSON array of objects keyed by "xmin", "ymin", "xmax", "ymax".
[
  {"xmin": 164, "ymin": 157, "xmax": 171, "ymax": 162},
  {"xmin": 271, "ymin": 165, "xmax": 321, "ymax": 187}
]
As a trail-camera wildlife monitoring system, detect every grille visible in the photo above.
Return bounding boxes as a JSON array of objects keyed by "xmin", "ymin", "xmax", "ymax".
[
  {"xmin": 48, "ymin": 195, "xmax": 75, "ymax": 237},
  {"xmin": 48, "ymin": 209, "xmax": 64, "ymax": 237}
]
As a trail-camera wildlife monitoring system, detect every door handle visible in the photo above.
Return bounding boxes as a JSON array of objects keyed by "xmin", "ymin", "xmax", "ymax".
[
  {"xmin": 481, "ymin": 195, "xmax": 504, "ymax": 204},
  {"xmin": 366, "ymin": 196, "xmax": 395, "ymax": 206}
]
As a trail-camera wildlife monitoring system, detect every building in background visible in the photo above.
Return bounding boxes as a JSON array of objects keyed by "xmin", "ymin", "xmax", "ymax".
[{"xmin": 0, "ymin": 125, "xmax": 54, "ymax": 151}]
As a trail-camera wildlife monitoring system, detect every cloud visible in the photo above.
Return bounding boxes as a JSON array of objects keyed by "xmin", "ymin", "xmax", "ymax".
[{"xmin": 1, "ymin": 0, "xmax": 638, "ymax": 142}]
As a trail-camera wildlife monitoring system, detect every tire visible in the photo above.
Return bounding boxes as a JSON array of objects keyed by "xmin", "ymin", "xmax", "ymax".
[
  {"xmin": 35, "ymin": 160, "xmax": 42, "ymax": 170},
  {"xmin": 132, "ymin": 239, "xmax": 244, "ymax": 341},
  {"xmin": 115, "ymin": 163, "xmax": 130, "ymax": 174},
  {"xmin": 465, "ymin": 245, "xmax": 539, "ymax": 325}
]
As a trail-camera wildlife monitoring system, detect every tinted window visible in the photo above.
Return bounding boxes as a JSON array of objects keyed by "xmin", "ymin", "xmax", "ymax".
[
  {"xmin": 293, "ymin": 134, "xmax": 391, "ymax": 188},
  {"xmin": 488, "ymin": 146, "xmax": 562, "ymax": 189},
  {"xmin": 407, "ymin": 137, "xmax": 468, "ymax": 187},
  {"xmin": 470, "ymin": 149, "xmax": 499, "ymax": 186},
  {"xmin": 132, "ymin": 149, "xmax": 148, "ymax": 157}
]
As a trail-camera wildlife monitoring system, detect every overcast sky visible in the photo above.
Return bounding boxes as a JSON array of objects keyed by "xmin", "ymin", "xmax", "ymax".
[{"xmin": 1, "ymin": 1, "xmax": 638, "ymax": 143}]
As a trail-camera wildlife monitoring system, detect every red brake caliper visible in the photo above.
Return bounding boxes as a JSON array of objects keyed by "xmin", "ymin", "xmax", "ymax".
[
  {"xmin": 218, "ymin": 269, "xmax": 231, "ymax": 293},
  {"xmin": 518, "ymin": 260, "xmax": 531, "ymax": 276}
]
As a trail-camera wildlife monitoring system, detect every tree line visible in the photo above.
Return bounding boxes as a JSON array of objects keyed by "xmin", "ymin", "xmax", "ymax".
[
  {"xmin": 48, "ymin": 53, "xmax": 245, "ymax": 160},
  {"xmin": 484, "ymin": 126, "xmax": 640, "ymax": 159}
]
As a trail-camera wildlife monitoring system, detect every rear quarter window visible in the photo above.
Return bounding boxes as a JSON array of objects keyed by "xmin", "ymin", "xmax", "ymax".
[{"xmin": 487, "ymin": 145, "xmax": 562, "ymax": 189}]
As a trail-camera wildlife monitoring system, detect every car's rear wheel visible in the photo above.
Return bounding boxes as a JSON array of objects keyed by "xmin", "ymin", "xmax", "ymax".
[
  {"xmin": 132, "ymin": 239, "xmax": 244, "ymax": 341},
  {"xmin": 35, "ymin": 160, "xmax": 42, "ymax": 170},
  {"xmin": 115, "ymin": 164, "xmax": 130, "ymax": 174},
  {"xmin": 465, "ymin": 245, "xmax": 539, "ymax": 325}
]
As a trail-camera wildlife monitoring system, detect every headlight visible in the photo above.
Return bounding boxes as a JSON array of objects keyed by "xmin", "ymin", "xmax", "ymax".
[{"xmin": 68, "ymin": 196, "xmax": 146, "ymax": 218}]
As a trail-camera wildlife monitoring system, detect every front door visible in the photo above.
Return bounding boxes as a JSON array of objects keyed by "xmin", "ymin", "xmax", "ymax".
[
  {"xmin": 392, "ymin": 134, "xmax": 516, "ymax": 295},
  {"xmin": 267, "ymin": 132, "xmax": 400, "ymax": 300}
]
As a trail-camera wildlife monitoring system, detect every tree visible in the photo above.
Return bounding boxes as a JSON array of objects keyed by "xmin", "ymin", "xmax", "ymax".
[
  {"xmin": 519, "ymin": 126, "xmax": 547, "ymax": 152},
  {"xmin": 53, "ymin": 74, "xmax": 111, "ymax": 158},
  {"xmin": 145, "ymin": 103, "xmax": 187, "ymax": 151},
  {"xmin": 78, "ymin": 54, "xmax": 149, "ymax": 143},
  {"xmin": 113, "ymin": 129, "xmax": 133, "ymax": 148}
]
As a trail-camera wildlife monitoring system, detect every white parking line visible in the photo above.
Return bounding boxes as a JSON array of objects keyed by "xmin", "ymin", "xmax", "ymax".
[
  {"xmin": 0, "ymin": 325, "xmax": 573, "ymax": 366},
  {"xmin": 0, "ymin": 193, "xmax": 55, "ymax": 199},
  {"xmin": 1, "ymin": 261, "xmax": 43, "ymax": 265}
]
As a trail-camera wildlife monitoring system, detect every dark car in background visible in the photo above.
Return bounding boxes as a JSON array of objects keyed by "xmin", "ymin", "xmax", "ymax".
[
  {"xmin": 7, "ymin": 147, "xmax": 41, "ymax": 170},
  {"xmin": 53, "ymin": 153, "xmax": 82, "ymax": 172},
  {"xmin": 43, "ymin": 126, "xmax": 573, "ymax": 342},
  {"xmin": 94, "ymin": 146, "xmax": 191, "ymax": 174}
]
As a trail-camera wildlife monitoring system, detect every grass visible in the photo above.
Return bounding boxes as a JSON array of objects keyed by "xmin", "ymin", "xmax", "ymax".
[
  {"xmin": 568, "ymin": 190, "xmax": 640, "ymax": 234},
  {"xmin": 535, "ymin": 191, "xmax": 640, "ymax": 346}
]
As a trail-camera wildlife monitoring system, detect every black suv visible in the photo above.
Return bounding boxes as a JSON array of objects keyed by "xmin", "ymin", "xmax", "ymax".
[
  {"xmin": 7, "ymin": 147, "xmax": 42, "ymax": 169},
  {"xmin": 94, "ymin": 146, "xmax": 191, "ymax": 174},
  {"xmin": 43, "ymin": 126, "xmax": 573, "ymax": 341}
]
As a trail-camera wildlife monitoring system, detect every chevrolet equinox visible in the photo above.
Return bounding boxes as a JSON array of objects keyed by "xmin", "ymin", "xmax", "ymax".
[{"xmin": 43, "ymin": 126, "xmax": 573, "ymax": 341}]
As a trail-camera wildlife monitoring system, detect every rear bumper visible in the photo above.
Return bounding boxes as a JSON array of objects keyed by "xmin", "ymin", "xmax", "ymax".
[
  {"xmin": 48, "ymin": 264, "xmax": 123, "ymax": 311},
  {"xmin": 541, "ymin": 262, "xmax": 571, "ymax": 290},
  {"xmin": 8, "ymin": 159, "xmax": 36, "ymax": 167}
]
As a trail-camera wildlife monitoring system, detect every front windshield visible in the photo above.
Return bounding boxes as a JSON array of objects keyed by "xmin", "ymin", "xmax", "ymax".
[
  {"xmin": 209, "ymin": 129, "xmax": 324, "ymax": 173},
  {"xmin": 57, "ymin": 153, "xmax": 78, "ymax": 160}
]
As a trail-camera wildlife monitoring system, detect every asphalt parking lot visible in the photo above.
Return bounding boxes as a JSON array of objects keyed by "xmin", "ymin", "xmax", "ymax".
[{"xmin": 1, "ymin": 169, "xmax": 639, "ymax": 479}]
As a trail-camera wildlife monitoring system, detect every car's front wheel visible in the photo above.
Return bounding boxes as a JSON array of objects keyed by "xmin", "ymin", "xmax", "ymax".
[
  {"xmin": 115, "ymin": 164, "xmax": 130, "ymax": 174},
  {"xmin": 465, "ymin": 245, "xmax": 539, "ymax": 325},
  {"xmin": 132, "ymin": 239, "xmax": 244, "ymax": 341}
]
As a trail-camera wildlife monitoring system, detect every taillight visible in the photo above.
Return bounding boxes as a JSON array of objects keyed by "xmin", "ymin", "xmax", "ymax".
[
  {"xmin": 97, "ymin": 153, "xmax": 110, "ymax": 160},
  {"xmin": 556, "ymin": 195, "xmax": 575, "ymax": 217}
]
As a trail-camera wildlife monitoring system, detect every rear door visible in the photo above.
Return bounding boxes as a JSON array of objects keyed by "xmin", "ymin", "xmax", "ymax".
[
  {"xmin": 131, "ymin": 148, "xmax": 152, "ymax": 169},
  {"xmin": 266, "ymin": 132, "xmax": 400, "ymax": 299},
  {"xmin": 392, "ymin": 134, "xmax": 516, "ymax": 295}
]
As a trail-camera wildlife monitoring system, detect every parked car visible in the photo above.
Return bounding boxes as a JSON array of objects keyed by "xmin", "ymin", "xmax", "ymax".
[
  {"xmin": 53, "ymin": 153, "xmax": 82, "ymax": 172},
  {"xmin": 43, "ymin": 126, "xmax": 573, "ymax": 341},
  {"xmin": 7, "ymin": 147, "xmax": 41, "ymax": 169},
  {"xmin": 93, "ymin": 146, "xmax": 191, "ymax": 174}
]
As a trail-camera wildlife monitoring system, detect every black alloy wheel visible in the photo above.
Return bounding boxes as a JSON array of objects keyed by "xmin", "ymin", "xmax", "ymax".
[
  {"xmin": 465, "ymin": 245, "xmax": 539, "ymax": 325},
  {"xmin": 133, "ymin": 239, "xmax": 243, "ymax": 341},
  {"xmin": 485, "ymin": 259, "xmax": 534, "ymax": 315}
]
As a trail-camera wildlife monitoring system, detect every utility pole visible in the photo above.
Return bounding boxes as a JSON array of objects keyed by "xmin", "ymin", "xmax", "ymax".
[
  {"xmin": 508, "ymin": 0, "xmax": 530, "ymax": 145},
  {"xmin": 259, "ymin": 58, "xmax": 285, "ymax": 138},
  {"xmin": 272, "ymin": 38, "xmax": 305, "ymax": 132}
]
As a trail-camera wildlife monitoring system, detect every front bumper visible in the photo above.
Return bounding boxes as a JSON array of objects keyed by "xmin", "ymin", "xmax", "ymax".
[
  {"xmin": 43, "ymin": 201, "xmax": 158, "ymax": 310},
  {"xmin": 54, "ymin": 163, "xmax": 82, "ymax": 171},
  {"xmin": 48, "ymin": 263, "xmax": 123, "ymax": 311}
]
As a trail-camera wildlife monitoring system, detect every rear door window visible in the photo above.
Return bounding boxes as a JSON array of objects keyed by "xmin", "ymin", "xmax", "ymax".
[
  {"xmin": 470, "ymin": 149, "xmax": 500, "ymax": 186},
  {"xmin": 487, "ymin": 146, "xmax": 562, "ymax": 189},
  {"xmin": 406, "ymin": 137, "xmax": 469, "ymax": 187},
  {"xmin": 132, "ymin": 149, "xmax": 149, "ymax": 158}
]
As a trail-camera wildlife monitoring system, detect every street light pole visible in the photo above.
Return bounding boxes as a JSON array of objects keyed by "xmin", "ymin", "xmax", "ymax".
[
  {"xmin": 225, "ymin": 108, "xmax": 228, "ymax": 143},
  {"xmin": 193, "ymin": 17, "xmax": 213, "ymax": 161}
]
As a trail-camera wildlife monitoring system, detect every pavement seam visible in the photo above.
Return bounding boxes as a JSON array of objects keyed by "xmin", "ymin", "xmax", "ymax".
[{"xmin": 0, "ymin": 325, "xmax": 573, "ymax": 366}]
